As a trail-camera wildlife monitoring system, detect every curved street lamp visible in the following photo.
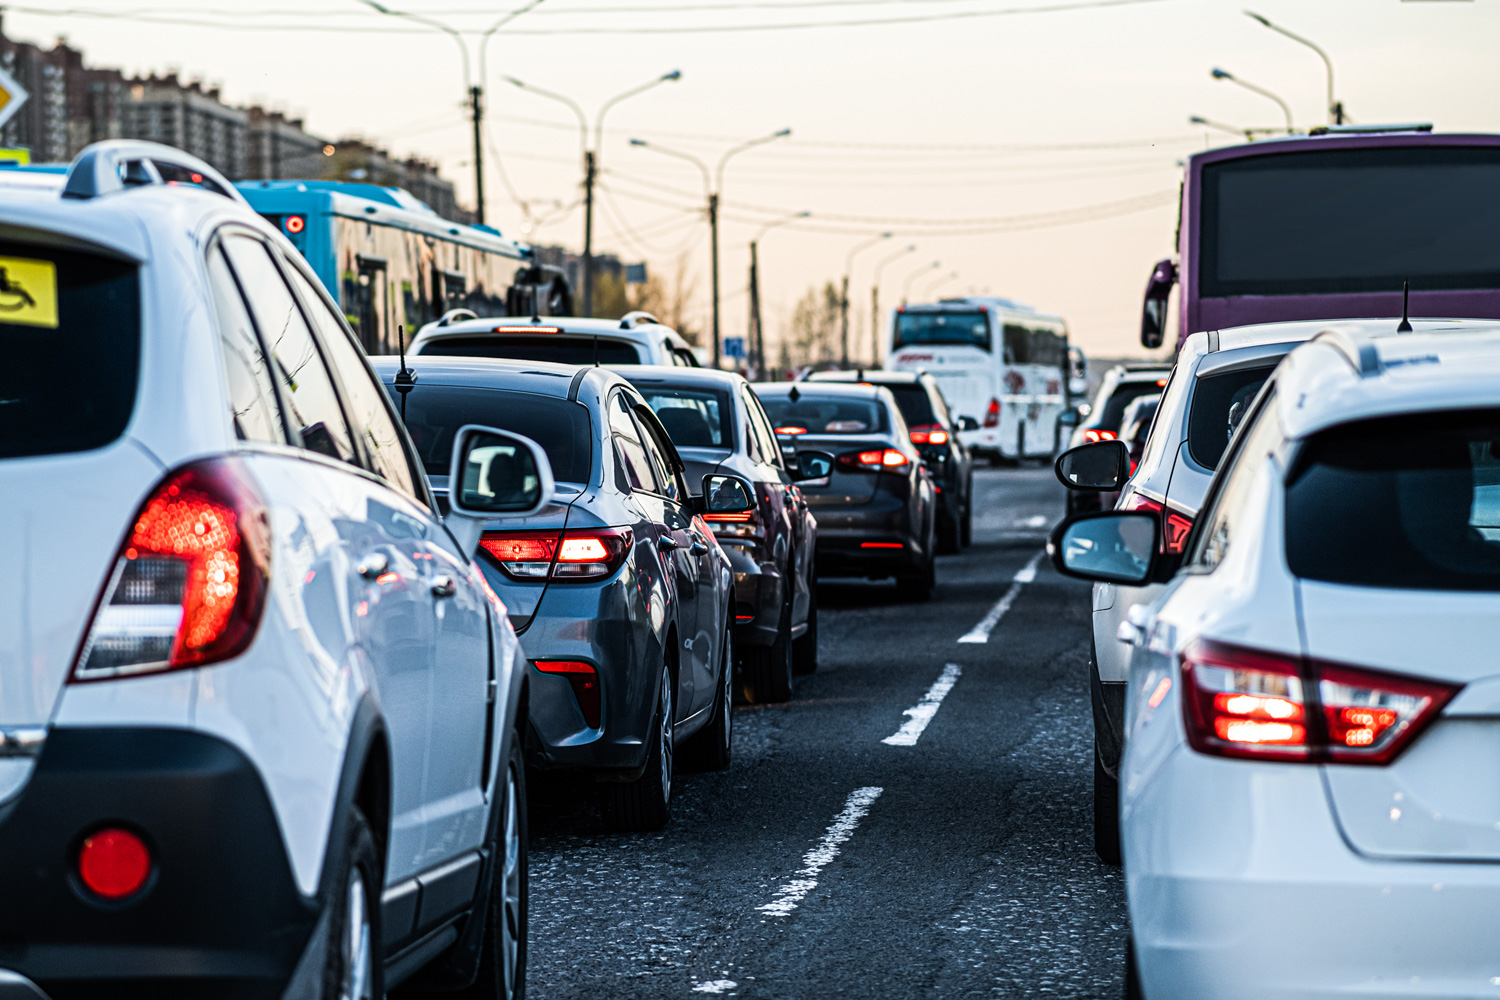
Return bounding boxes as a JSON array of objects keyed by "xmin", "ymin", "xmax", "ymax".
[
  {"xmin": 870, "ymin": 243, "xmax": 916, "ymax": 365},
  {"xmin": 748, "ymin": 211, "xmax": 810, "ymax": 376},
  {"xmin": 839, "ymin": 232, "xmax": 892, "ymax": 367},
  {"xmin": 1211, "ymin": 67, "xmax": 1295, "ymax": 134},
  {"xmin": 901, "ymin": 260, "xmax": 941, "ymax": 305},
  {"xmin": 1245, "ymin": 11, "xmax": 1341, "ymax": 124}
]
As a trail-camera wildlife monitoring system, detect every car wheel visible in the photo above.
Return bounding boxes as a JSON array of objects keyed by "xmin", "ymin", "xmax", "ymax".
[
  {"xmin": 960, "ymin": 480, "xmax": 973, "ymax": 548},
  {"xmin": 937, "ymin": 507, "xmax": 961, "ymax": 554},
  {"xmin": 742, "ymin": 596, "xmax": 794, "ymax": 703},
  {"xmin": 685, "ymin": 618, "xmax": 734, "ymax": 771},
  {"xmin": 599, "ymin": 657, "xmax": 674, "ymax": 832},
  {"xmin": 897, "ymin": 520, "xmax": 937, "ymax": 601},
  {"xmin": 792, "ymin": 572, "xmax": 818, "ymax": 676},
  {"xmin": 1094, "ymin": 745, "xmax": 1121, "ymax": 866},
  {"xmin": 322, "ymin": 807, "xmax": 382, "ymax": 1000}
]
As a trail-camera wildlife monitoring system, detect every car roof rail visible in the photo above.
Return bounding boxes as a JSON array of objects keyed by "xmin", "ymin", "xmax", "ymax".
[
  {"xmin": 1310, "ymin": 326, "xmax": 1383, "ymax": 378},
  {"xmin": 435, "ymin": 308, "xmax": 479, "ymax": 327},
  {"xmin": 62, "ymin": 140, "xmax": 248, "ymax": 205},
  {"xmin": 619, "ymin": 311, "xmax": 660, "ymax": 329}
]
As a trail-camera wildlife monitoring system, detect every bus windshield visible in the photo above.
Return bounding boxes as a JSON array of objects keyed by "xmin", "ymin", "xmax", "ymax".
[{"xmin": 894, "ymin": 311, "xmax": 989, "ymax": 351}]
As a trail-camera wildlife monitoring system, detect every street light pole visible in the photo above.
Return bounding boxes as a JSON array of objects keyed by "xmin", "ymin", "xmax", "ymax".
[
  {"xmin": 901, "ymin": 260, "xmax": 940, "ymax": 305},
  {"xmin": 748, "ymin": 211, "xmax": 810, "ymax": 377},
  {"xmin": 839, "ymin": 232, "xmax": 891, "ymax": 368},
  {"xmin": 1189, "ymin": 114, "xmax": 1259, "ymax": 141},
  {"xmin": 1211, "ymin": 68, "xmax": 1295, "ymax": 134},
  {"xmin": 1244, "ymin": 11, "xmax": 1341, "ymax": 124},
  {"xmin": 923, "ymin": 270, "xmax": 960, "ymax": 300},
  {"xmin": 871, "ymin": 243, "xmax": 915, "ymax": 365}
]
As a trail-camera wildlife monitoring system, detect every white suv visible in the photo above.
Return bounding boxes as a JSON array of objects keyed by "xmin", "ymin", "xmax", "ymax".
[
  {"xmin": 0, "ymin": 141, "xmax": 535, "ymax": 1000},
  {"xmin": 410, "ymin": 310, "xmax": 700, "ymax": 367},
  {"xmin": 1053, "ymin": 321, "xmax": 1500, "ymax": 999}
]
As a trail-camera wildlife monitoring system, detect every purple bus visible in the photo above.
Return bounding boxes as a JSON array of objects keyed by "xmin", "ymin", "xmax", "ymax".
[{"xmin": 1141, "ymin": 126, "xmax": 1500, "ymax": 349}]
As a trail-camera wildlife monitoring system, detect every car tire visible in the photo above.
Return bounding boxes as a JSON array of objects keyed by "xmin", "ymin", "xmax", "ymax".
[
  {"xmin": 599, "ymin": 657, "xmax": 674, "ymax": 832},
  {"xmin": 1094, "ymin": 745, "xmax": 1122, "ymax": 866},
  {"xmin": 455, "ymin": 731, "xmax": 528, "ymax": 1000},
  {"xmin": 960, "ymin": 479, "xmax": 973, "ymax": 548},
  {"xmin": 742, "ymin": 597, "xmax": 794, "ymax": 703},
  {"xmin": 322, "ymin": 807, "xmax": 383, "ymax": 1000},
  {"xmin": 684, "ymin": 617, "xmax": 734, "ymax": 771},
  {"xmin": 937, "ymin": 508, "xmax": 961, "ymax": 554},
  {"xmin": 792, "ymin": 573, "xmax": 818, "ymax": 676},
  {"xmin": 897, "ymin": 520, "xmax": 937, "ymax": 601}
]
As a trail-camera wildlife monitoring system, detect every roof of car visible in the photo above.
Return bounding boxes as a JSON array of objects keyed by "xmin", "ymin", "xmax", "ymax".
[
  {"xmin": 368, "ymin": 355, "xmax": 622, "ymax": 401},
  {"xmin": 805, "ymin": 370, "xmax": 924, "ymax": 385},
  {"xmin": 1271, "ymin": 322, "xmax": 1500, "ymax": 440},
  {"xmin": 613, "ymin": 364, "xmax": 747, "ymax": 390},
  {"xmin": 752, "ymin": 381, "xmax": 887, "ymax": 400},
  {"xmin": 412, "ymin": 315, "xmax": 683, "ymax": 346}
]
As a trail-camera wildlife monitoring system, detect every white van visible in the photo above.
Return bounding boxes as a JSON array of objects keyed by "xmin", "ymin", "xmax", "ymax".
[{"xmin": 885, "ymin": 297, "xmax": 1069, "ymax": 462}]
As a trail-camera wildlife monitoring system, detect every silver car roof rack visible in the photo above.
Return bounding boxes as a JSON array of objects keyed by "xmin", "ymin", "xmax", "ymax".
[
  {"xmin": 619, "ymin": 311, "xmax": 660, "ymax": 329},
  {"xmin": 62, "ymin": 140, "xmax": 247, "ymax": 206}
]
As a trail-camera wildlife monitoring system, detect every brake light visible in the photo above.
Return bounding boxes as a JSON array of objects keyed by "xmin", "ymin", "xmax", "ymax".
[
  {"xmin": 284, "ymin": 214, "xmax": 305, "ymax": 235},
  {"xmin": 908, "ymin": 424, "xmax": 949, "ymax": 446},
  {"xmin": 78, "ymin": 827, "xmax": 153, "ymax": 900},
  {"xmin": 73, "ymin": 460, "xmax": 270, "ymax": 682},
  {"xmin": 480, "ymin": 527, "xmax": 632, "ymax": 581},
  {"xmin": 1180, "ymin": 640, "xmax": 1457, "ymax": 764},
  {"xmin": 534, "ymin": 660, "xmax": 601, "ymax": 729},
  {"xmin": 1121, "ymin": 494, "xmax": 1194, "ymax": 554},
  {"xmin": 775, "ymin": 426, "xmax": 807, "ymax": 436},
  {"xmin": 493, "ymin": 325, "xmax": 561, "ymax": 334},
  {"xmin": 1082, "ymin": 429, "xmax": 1118, "ymax": 443},
  {"xmin": 837, "ymin": 448, "xmax": 908, "ymax": 471},
  {"xmin": 983, "ymin": 398, "xmax": 1001, "ymax": 428}
]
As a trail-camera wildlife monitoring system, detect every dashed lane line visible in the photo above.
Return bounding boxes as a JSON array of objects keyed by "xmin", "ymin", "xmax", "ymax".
[
  {"xmin": 957, "ymin": 550, "xmax": 1043, "ymax": 644},
  {"xmin": 882, "ymin": 663, "xmax": 962, "ymax": 747},
  {"xmin": 757, "ymin": 787, "xmax": 884, "ymax": 918}
]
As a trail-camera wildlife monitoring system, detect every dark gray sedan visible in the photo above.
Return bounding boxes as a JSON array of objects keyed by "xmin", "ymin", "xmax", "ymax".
[{"xmin": 374, "ymin": 358, "xmax": 739, "ymax": 832}]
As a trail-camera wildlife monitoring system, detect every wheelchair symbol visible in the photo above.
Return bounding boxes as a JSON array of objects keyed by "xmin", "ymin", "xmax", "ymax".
[{"xmin": 0, "ymin": 267, "xmax": 36, "ymax": 312}]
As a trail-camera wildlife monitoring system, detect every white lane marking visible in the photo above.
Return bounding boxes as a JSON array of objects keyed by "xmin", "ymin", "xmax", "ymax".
[
  {"xmin": 757, "ymin": 787, "xmax": 884, "ymax": 917},
  {"xmin": 882, "ymin": 663, "xmax": 962, "ymax": 747},
  {"xmin": 692, "ymin": 981, "xmax": 738, "ymax": 994},
  {"xmin": 957, "ymin": 551, "xmax": 1043, "ymax": 644}
]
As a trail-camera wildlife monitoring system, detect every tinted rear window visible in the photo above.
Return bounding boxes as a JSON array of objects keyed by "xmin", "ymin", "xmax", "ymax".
[
  {"xmin": 759, "ymin": 394, "xmax": 888, "ymax": 435},
  {"xmin": 881, "ymin": 384, "xmax": 937, "ymax": 427},
  {"xmin": 0, "ymin": 243, "xmax": 139, "ymax": 459},
  {"xmin": 418, "ymin": 335, "xmax": 643, "ymax": 365},
  {"xmin": 1286, "ymin": 410, "xmax": 1500, "ymax": 591},
  {"xmin": 1186, "ymin": 365, "xmax": 1276, "ymax": 469},
  {"xmin": 383, "ymin": 383, "xmax": 594, "ymax": 484},
  {"xmin": 636, "ymin": 387, "xmax": 732, "ymax": 448},
  {"xmin": 1097, "ymin": 379, "xmax": 1163, "ymax": 433}
]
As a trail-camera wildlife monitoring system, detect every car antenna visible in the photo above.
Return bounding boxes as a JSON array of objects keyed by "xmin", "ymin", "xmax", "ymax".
[
  {"xmin": 394, "ymin": 323, "xmax": 416, "ymax": 421},
  {"xmin": 1396, "ymin": 280, "xmax": 1413, "ymax": 333},
  {"xmin": 788, "ymin": 385, "xmax": 800, "ymax": 403}
]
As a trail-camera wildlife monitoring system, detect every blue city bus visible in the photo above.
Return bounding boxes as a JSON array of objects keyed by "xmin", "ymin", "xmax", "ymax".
[{"xmin": 238, "ymin": 180, "xmax": 571, "ymax": 354}]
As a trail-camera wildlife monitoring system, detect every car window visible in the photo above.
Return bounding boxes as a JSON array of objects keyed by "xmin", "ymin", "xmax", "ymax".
[
  {"xmin": 635, "ymin": 409, "xmax": 683, "ymax": 502},
  {"xmin": 284, "ymin": 263, "xmax": 419, "ymax": 500},
  {"xmin": 206, "ymin": 245, "xmax": 285, "ymax": 446},
  {"xmin": 418, "ymin": 335, "xmax": 643, "ymax": 365},
  {"xmin": 610, "ymin": 392, "xmax": 660, "ymax": 493},
  {"xmin": 925, "ymin": 381, "xmax": 953, "ymax": 426},
  {"xmin": 759, "ymin": 393, "xmax": 887, "ymax": 435},
  {"xmin": 1187, "ymin": 363, "xmax": 1278, "ymax": 470},
  {"xmin": 884, "ymin": 383, "xmax": 939, "ymax": 427},
  {"xmin": 743, "ymin": 388, "xmax": 784, "ymax": 468},
  {"xmin": 1097, "ymin": 378, "xmax": 1166, "ymax": 433},
  {"xmin": 1188, "ymin": 388, "xmax": 1282, "ymax": 572},
  {"xmin": 638, "ymin": 387, "xmax": 731, "ymax": 448},
  {"xmin": 222, "ymin": 235, "xmax": 356, "ymax": 464}
]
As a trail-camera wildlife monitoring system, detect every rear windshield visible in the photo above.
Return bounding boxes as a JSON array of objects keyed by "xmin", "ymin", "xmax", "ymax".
[
  {"xmin": 0, "ymin": 243, "xmax": 140, "ymax": 459},
  {"xmin": 881, "ymin": 384, "xmax": 937, "ymax": 427},
  {"xmin": 1186, "ymin": 364, "xmax": 1277, "ymax": 469},
  {"xmin": 418, "ymin": 335, "xmax": 643, "ymax": 366},
  {"xmin": 759, "ymin": 394, "xmax": 888, "ymax": 435},
  {"xmin": 893, "ymin": 311, "xmax": 989, "ymax": 351},
  {"xmin": 636, "ymin": 387, "xmax": 732, "ymax": 448},
  {"xmin": 1096, "ymin": 379, "xmax": 1164, "ymax": 433},
  {"xmin": 383, "ymin": 383, "xmax": 594, "ymax": 485},
  {"xmin": 1286, "ymin": 410, "xmax": 1500, "ymax": 591}
]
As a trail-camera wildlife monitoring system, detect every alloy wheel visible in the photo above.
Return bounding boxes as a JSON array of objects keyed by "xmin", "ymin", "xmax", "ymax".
[
  {"xmin": 659, "ymin": 665, "xmax": 674, "ymax": 805},
  {"xmin": 501, "ymin": 768, "xmax": 522, "ymax": 998},
  {"xmin": 340, "ymin": 867, "xmax": 374, "ymax": 1000}
]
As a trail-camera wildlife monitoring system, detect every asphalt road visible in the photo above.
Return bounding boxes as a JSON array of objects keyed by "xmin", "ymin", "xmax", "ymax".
[{"xmin": 527, "ymin": 465, "xmax": 1127, "ymax": 999}]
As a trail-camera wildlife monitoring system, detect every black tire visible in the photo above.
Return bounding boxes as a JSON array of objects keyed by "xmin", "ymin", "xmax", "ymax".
[
  {"xmin": 684, "ymin": 619, "xmax": 733, "ymax": 771},
  {"xmin": 742, "ymin": 598, "xmax": 794, "ymax": 703},
  {"xmin": 1094, "ymin": 745, "xmax": 1122, "ymax": 866},
  {"xmin": 322, "ymin": 807, "xmax": 383, "ymax": 1000},
  {"xmin": 897, "ymin": 517, "xmax": 937, "ymax": 601},
  {"xmin": 937, "ymin": 508, "xmax": 962, "ymax": 554},
  {"xmin": 959, "ymin": 478, "xmax": 973, "ymax": 548},
  {"xmin": 599, "ymin": 658, "xmax": 674, "ymax": 831},
  {"xmin": 1124, "ymin": 931, "xmax": 1144, "ymax": 1000},
  {"xmin": 792, "ymin": 573, "xmax": 818, "ymax": 676}
]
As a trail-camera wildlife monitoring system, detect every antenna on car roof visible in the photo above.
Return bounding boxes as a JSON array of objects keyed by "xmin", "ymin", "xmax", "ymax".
[
  {"xmin": 1397, "ymin": 280, "xmax": 1413, "ymax": 334},
  {"xmin": 530, "ymin": 283, "xmax": 541, "ymax": 325},
  {"xmin": 592, "ymin": 328, "xmax": 600, "ymax": 367},
  {"xmin": 394, "ymin": 324, "xmax": 416, "ymax": 421}
]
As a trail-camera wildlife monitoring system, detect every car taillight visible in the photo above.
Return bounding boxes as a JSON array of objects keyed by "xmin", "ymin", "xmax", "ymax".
[
  {"xmin": 1121, "ymin": 494, "xmax": 1194, "ymax": 554},
  {"xmin": 480, "ymin": 527, "xmax": 632, "ymax": 581},
  {"xmin": 78, "ymin": 827, "xmax": 153, "ymax": 900},
  {"xmin": 1082, "ymin": 429, "xmax": 1118, "ymax": 443},
  {"xmin": 1180, "ymin": 640, "xmax": 1458, "ymax": 765},
  {"xmin": 908, "ymin": 424, "xmax": 950, "ymax": 446},
  {"xmin": 983, "ymin": 398, "xmax": 1001, "ymax": 428},
  {"xmin": 534, "ymin": 660, "xmax": 601, "ymax": 729},
  {"xmin": 72, "ymin": 460, "xmax": 270, "ymax": 682},
  {"xmin": 837, "ymin": 448, "xmax": 909, "ymax": 471},
  {"xmin": 775, "ymin": 425, "xmax": 807, "ymax": 436}
]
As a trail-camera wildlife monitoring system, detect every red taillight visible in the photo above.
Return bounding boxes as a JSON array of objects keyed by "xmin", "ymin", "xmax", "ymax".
[
  {"xmin": 284, "ymin": 214, "xmax": 305, "ymax": 234},
  {"xmin": 983, "ymin": 398, "xmax": 1001, "ymax": 428},
  {"xmin": 837, "ymin": 448, "xmax": 909, "ymax": 472},
  {"xmin": 78, "ymin": 827, "xmax": 152, "ymax": 900},
  {"xmin": 1121, "ymin": 494, "xmax": 1194, "ymax": 554},
  {"xmin": 860, "ymin": 541, "xmax": 904, "ymax": 549},
  {"xmin": 494, "ymin": 325, "xmax": 561, "ymax": 334},
  {"xmin": 73, "ymin": 460, "xmax": 269, "ymax": 682},
  {"xmin": 1082, "ymin": 428, "xmax": 1118, "ymax": 443},
  {"xmin": 1180, "ymin": 640, "xmax": 1458, "ymax": 764},
  {"xmin": 535, "ymin": 660, "xmax": 601, "ymax": 729},
  {"xmin": 480, "ymin": 527, "xmax": 632, "ymax": 581},
  {"xmin": 775, "ymin": 426, "xmax": 807, "ymax": 436},
  {"xmin": 908, "ymin": 424, "xmax": 950, "ymax": 446},
  {"xmin": 704, "ymin": 512, "xmax": 754, "ymax": 522}
]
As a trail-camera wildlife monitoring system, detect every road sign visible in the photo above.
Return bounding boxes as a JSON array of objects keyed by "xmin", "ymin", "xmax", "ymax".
[
  {"xmin": 0, "ymin": 66, "xmax": 29, "ymax": 134},
  {"xmin": 723, "ymin": 336, "xmax": 746, "ymax": 359}
]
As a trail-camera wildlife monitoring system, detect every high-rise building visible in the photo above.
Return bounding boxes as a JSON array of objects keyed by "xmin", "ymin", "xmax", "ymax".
[{"xmin": 121, "ymin": 74, "xmax": 248, "ymax": 180}]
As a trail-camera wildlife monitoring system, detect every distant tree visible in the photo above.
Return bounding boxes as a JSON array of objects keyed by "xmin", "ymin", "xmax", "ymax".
[
  {"xmin": 784, "ymin": 281, "xmax": 841, "ymax": 368},
  {"xmin": 591, "ymin": 270, "xmax": 630, "ymax": 319},
  {"xmin": 628, "ymin": 254, "xmax": 702, "ymax": 344}
]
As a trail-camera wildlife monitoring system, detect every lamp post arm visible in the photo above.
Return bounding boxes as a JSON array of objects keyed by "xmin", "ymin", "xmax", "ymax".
[
  {"xmin": 715, "ymin": 128, "xmax": 791, "ymax": 192},
  {"xmin": 1245, "ymin": 11, "xmax": 1334, "ymax": 122},
  {"xmin": 357, "ymin": 1, "xmax": 471, "ymax": 89},
  {"xmin": 594, "ymin": 72, "xmax": 680, "ymax": 159},
  {"xmin": 504, "ymin": 78, "xmax": 588, "ymax": 164},
  {"xmin": 632, "ymin": 141, "xmax": 711, "ymax": 197},
  {"xmin": 477, "ymin": 0, "xmax": 548, "ymax": 88}
]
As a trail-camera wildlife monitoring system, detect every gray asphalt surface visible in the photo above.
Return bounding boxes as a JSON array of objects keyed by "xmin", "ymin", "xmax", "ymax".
[{"xmin": 526, "ymin": 466, "xmax": 1127, "ymax": 999}]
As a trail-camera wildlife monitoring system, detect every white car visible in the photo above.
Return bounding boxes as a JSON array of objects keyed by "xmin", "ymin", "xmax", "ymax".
[
  {"xmin": 0, "ymin": 141, "xmax": 534, "ymax": 999},
  {"xmin": 410, "ymin": 310, "xmax": 700, "ymax": 367},
  {"xmin": 1052, "ymin": 320, "xmax": 1500, "ymax": 999}
]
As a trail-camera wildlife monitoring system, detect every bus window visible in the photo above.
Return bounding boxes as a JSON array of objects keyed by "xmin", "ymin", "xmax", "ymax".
[
  {"xmin": 1003, "ymin": 324, "xmax": 1030, "ymax": 364},
  {"xmin": 894, "ymin": 311, "xmax": 989, "ymax": 351}
]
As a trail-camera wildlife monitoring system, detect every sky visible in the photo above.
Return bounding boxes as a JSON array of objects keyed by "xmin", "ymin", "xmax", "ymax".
[{"xmin": 9, "ymin": 0, "xmax": 1499, "ymax": 360}]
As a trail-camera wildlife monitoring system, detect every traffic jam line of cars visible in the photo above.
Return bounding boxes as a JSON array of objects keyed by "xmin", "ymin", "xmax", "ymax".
[{"xmin": 0, "ymin": 141, "xmax": 1000, "ymax": 1000}]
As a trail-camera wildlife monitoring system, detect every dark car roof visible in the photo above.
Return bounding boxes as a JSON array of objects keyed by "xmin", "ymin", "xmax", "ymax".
[
  {"xmin": 368, "ymin": 355, "xmax": 627, "ymax": 401},
  {"xmin": 805, "ymin": 370, "xmax": 924, "ymax": 386},
  {"xmin": 753, "ymin": 381, "xmax": 887, "ymax": 400},
  {"xmin": 613, "ymin": 364, "xmax": 748, "ymax": 391}
]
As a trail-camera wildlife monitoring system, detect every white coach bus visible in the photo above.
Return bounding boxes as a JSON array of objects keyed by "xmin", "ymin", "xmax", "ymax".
[{"xmin": 885, "ymin": 297, "xmax": 1070, "ymax": 462}]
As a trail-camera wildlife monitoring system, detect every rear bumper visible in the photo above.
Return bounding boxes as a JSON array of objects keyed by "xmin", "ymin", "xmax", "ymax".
[
  {"xmin": 0, "ymin": 727, "xmax": 316, "ymax": 1000},
  {"xmin": 815, "ymin": 528, "xmax": 925, "ymax": 577}
]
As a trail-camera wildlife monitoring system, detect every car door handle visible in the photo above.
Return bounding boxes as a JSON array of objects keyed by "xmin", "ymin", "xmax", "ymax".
[
  {"xmin": 430, "ymin": 575, "xmax": 457, "ymax": 598},
  {"xmin": 356, "ymin": 552, "xmax": 390, "ymax": 579}
]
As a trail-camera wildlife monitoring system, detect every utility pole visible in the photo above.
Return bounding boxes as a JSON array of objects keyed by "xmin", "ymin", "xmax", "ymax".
[
  {"xmin": 840, "ymin": 232, "xmax": 891, "ymax": 368},
  {"xmin": 871, "ymin": 243, "xmax": 916, "ymax": 366},
  {"xmin": 582, "ymin": 151, "xmax": 596, "ymax": 314},
  {"xmin": 709, "ymin": 192, "xmax": 721, "ymax": 367},
  {"xmin": 470, "ymin": 85, "xmax": 485, "ymax": 225},
  {"xmin": 748, "ymin": 239, "xmax": 762, "ymax": 377}
]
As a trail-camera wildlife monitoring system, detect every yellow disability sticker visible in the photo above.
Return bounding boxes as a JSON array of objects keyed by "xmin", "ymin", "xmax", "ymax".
[{"xmin": 0, "ymin": 256, "xmax": 58, "ymax": 328}]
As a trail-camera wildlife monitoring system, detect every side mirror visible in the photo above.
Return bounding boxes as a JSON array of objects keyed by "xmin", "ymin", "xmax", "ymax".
[
  {"xmin": 446, "ymin": 424, "xmax": 555, "ymax": 558},
  {"xmin": 1057, "ymin": 409, "xmax": 1081, "ymax": 428},
  {"xmin": 956, "ymin": 415, "xmax": 980, "ymax": 432},
  {"xmin": 1048, "ymin": 511, "xmax": 1158, "ymax": 585},
  {"xmin": 1055, "ymin": 439, "xmax": 1130, "ymax": 491},
  {"xmin": 697, "ymin": 473, "xmax": 755, "ymax": 515},
  {"xmin": 1140, "ymin": 258, "xmax": 1177, "ymax": 350},
  {"xmin": 794, "ymin": 450, "xmax": 834, "ymax": 482}
]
